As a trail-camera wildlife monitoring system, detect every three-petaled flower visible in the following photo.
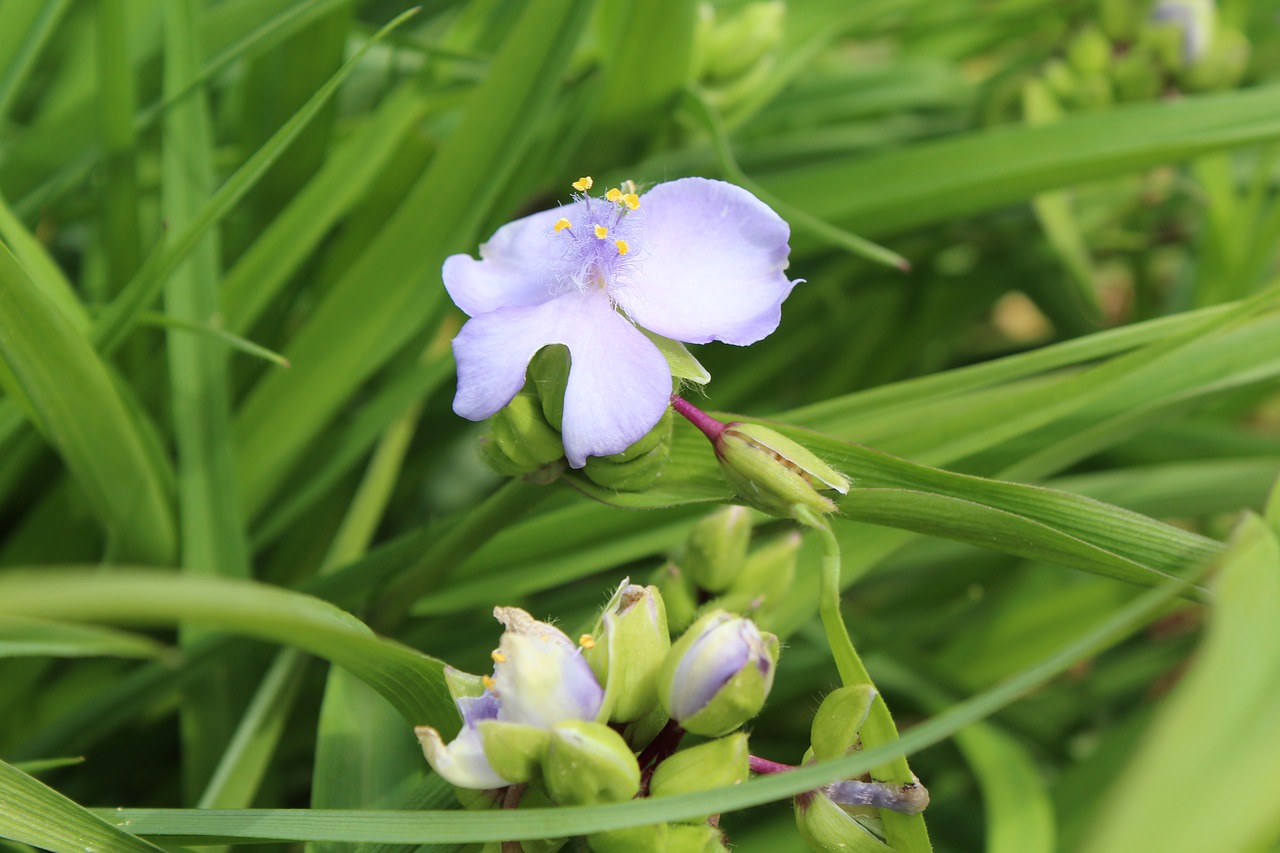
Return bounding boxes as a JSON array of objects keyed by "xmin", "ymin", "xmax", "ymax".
[{"xmin": 444, "ymin": 176, "xmax": 798, "ymax": 467}]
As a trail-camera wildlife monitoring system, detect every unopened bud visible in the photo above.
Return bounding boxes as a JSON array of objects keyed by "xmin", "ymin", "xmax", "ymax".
[
  {"xmin": 543, "ymin": 720, "xmax": 641, "ymax": 805},
  {"xmin": 810, "ymin": 685, "xmax": 876, "ymax": 761},
  {"xmin": 1067, "ymin": 24, "xmax": 1113, "ymax": 75},
  {"xmin": 658, "ymin": 611, "xmax": 778, "ymax": 737},
  {"xmin": 653, "ymin": 561, "xmax": 699, "ymax": 634},
  {"xmin": 649, "ymin": 732, "xmax": 750, "ymax": 802},
  {"xmin": 585, "ymin": 580, "xmax": 671, "ymax": 722},
  {"xmin": 684, "ymin": 505, "xmax": 752, "ymax": 593},
  {"xmin": 714, "ymin": 422, "xmax": 849, "ymax": 519},
  {"xmin": 718, "ymin": 531, "xmax": 801, "ymax": 619},
  {"xmin": 482, "ymin": 391, "xmax": 565, "ymax": 475},
  {"xmin": 582, "ymin": 408, "xmax": 673, "ymax": 492}
]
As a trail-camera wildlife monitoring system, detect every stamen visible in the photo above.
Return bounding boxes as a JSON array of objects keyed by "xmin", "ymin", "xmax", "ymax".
[
  {"xmin": 579, "ymin": 634, "xmax": 596, "ymax": 649},
  {"xmin": 615, "ymin": 240, "xmax": 629, "ymax": 256},
  {"xmin": 482, "ymin": 674, "xmax": 496, "ymax": 691},
  {"xmin": 593, "ymin": 224, "xmax": 609, "ymax": 240},
  {"xmin": 622, "ymin": 193, "xmax": 640, "ymax": 210},
  {"xmin": 491, "ymin": 650, "xmax": 506, "ymax": 663},
  {"xmin": 572, "ymin": 176, "xmax": 593, "ymax": 192},
  {"xmin": 605, "ymin": 188, "xmax": 623, "ymax": 203},
  {"xmin": 553, "ymin": 217, "xmax": 572, "ymax": 233}
]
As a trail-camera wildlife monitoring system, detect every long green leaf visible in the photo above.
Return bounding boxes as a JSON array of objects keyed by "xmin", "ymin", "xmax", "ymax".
[
  {"xmin": 0, "ymin": 760, "xmax": 165, "ymax": 853},
  {"xmin": 0, "ymin": 570, "xmax": 456, "ymax": 734},
  {"xmin": 0, "ymin": 242, "xmax": 174, "ymax": 562}
]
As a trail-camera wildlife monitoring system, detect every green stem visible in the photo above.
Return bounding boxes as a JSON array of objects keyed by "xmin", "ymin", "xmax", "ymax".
[
  {"xmin": 795, "ymin": 505, "xmax": 934, "ymax": 853},
  {"xmin": 368, "ymin": 476, "xmax": 555, "ymax": 631}
]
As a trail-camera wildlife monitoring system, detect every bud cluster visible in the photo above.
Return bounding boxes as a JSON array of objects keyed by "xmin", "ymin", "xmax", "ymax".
[
  {"xmin": 656, "ymin": 505, "xmax": 802, "ymax": 634},
  {"xmin": 1036, "ymin": 0, "xmax": 1248, "ymax": 114},
  {"xmin": 480, "ymin": 345, "xmax": 676, "ymax": 491},
  {"xmin": 415, "ymin": 579, "xmax": 780, "ymax": 852}
]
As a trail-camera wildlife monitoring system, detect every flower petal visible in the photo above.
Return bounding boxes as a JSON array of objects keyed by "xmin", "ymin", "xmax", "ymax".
[
  {"xmin": 612, "ymin": 177, "xmax": 797, "ymax": 345},
  {"xmin": 415, "ymin": 724, "xmax": 510, "ymax": 790},
  {"xmin": 452, "ymin": 290, "xmax": 671, "ymax": 467},
  {"xmin": 443, "ymin": 206, "xmax": 568, "ymax": 317},
  {"xmin": 493, "ymin": 607, "xmax": 604, "ymax": 728}
]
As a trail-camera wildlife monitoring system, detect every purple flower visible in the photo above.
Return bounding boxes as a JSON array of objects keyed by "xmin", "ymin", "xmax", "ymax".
[
  {"xmin": 444, "ymin": 176, "xmax": 797, "ymax": 467},
  {"xmin": 415, "ymin": 608, "xmax": 606, "ymax": 789}
]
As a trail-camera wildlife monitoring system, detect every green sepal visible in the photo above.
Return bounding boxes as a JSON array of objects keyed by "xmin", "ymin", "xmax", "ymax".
[
  {"xmin": 714, "ymin": 423, "xmax": 848, "ymax": 520},
  {"xmin": 683, "ymin": 505, "xmax": 751, "ymax": 593},
  {"xmin": 484, "ymin": 391, "xmax": 565, "ymax": 474},
  {"xmin": 444, "ymin": 666, "xmax": 486, "ymax": 702},
  {"xmin": 583, "ymin": 409, "xmax": 673, "ymax": 491},
  {"xmin": 653, "ymin": 561, "xmax": 699, "ymax": 634},
  {"xmin": 477, "ymin": 720, "xmax": 550, "ymax": 783},
  {"xmin": 621, "ymin": 701, "xmax": 671, "ymax": 752},
  {"xmin": 586, "ymin": 582, "xmax": 671, "ymax": 723},
  {"xmin": 586, "ymin": 823, "xmax": 670, "ymax": 853},
  {"xmin": 649, "ymin": 732, "xmax": 749, "ymax": 804},
  {"xmin": 529, "ymin": 344, "xmax": 570, "ymax": 431},
  {"xmin": 666, "ymin": 823, "xmax": 730, "ymax": 853},
  {"xmin": 1067, "ymin": 24, "xmax": 1112, "ymax": 74},
  {"xmin": 795, "ymin": 791, "xmax": 893, "ymax": 853},
  {"xmin": 640, "ymin": 328, "xmax": 710, "ymax": 385},
  {"xmin": 810, "ymin": 685, "xmax": 876, "ymax": 762},
  {"xmin": 544, "ymin": 721, "xmax": 641, "ymax": 805}
]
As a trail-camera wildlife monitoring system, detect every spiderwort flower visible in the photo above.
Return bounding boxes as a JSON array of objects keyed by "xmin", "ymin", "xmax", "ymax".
[
  {"xmin": 415, "ymin": 607, "xmax": 605, "ymax": 789},
  {"xmin": 445, "ymin": 176, "xmax": 797, "ymax": 467}
]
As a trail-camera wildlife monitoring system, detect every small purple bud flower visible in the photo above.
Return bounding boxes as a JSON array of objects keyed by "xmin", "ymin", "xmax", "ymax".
[
  {"xmin": 444, "ymin": 176, "xmax": 798, "ymax": 468},
  {"xmin": 658, "ymin": 610, "xmax": 779, "ymax": 737}
]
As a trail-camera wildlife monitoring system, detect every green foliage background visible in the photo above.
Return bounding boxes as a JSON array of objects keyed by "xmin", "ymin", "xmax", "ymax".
[{"xmin": 1, "ymin": 0, "xmax": 1279, "ymax": 851}]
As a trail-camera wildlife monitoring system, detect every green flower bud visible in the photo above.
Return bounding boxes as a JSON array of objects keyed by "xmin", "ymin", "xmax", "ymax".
[
  {"xmin": 796, "ymin": 790, "xmax": 893, "ymax": 853},
  {"xmin": 1100, "ymin": 0, "xmax": 1143, "ymax": 41},
  {"xmin": 667, "ymin": 824, "xmax": 729, "ymax": 853},
  {"xmin": 684, "ymin": 505, "xmax": 752, "ymax": 593},
  {"xmin": 583, "ymin": 409, "xmax": 673, "ymax": 492},
  {"xmin": 810, "ymin": 685, "xmax": 876, "ymax": 762},
  {"xmin": 481, "ymin": 391, "xmax": 565, "ymax": 475},
  {"xmin": 1073, "ymin": 71, "xmax": 1115, "ymax": 110},
  {"xmin": 659, "ymin": 611, "xmax": 779, "ymax": 737},
  {"xmin": 1067, "ymin": 24, "xmax": 1113, "ymax": 75},
  {"xmin": 718, "ymin": 531, "xmax": 801, "ymax": 619},
  {"xmin": 585, "ymin": 580, "xmax": 671, "ymax": 722},
  {"xmin": 1182, "ymin": 27, "xmax": 1249, "ymax": 91},
  {"xmin": 653, "ymin": 561, "xmax": 699, "ymax": 634},
  {"xmin": 715, "ymin": 423, "xmax": 849, "ymax": 520},
  {"xmin": 649, "ymin": 732, "xmax": 750, "ymax": 804},
  {"xmin": 1042, "ymin": 59, "xmax": 1078, "ymax": 101},
  {"xmin": 543, "ymin": 720, "xmax": 641, "ymax": 806},
  {"xmin": 587, "ymin": 823, "xmax": 669, "ymax": 853},
  {"xmin": 476, "ymin": 720, "xmax": 549, "ymax": 784},
  {"xmin": 1113, "ymin": 48, "xmax": 1163, "ymax": 101},
  {"xmin": 697, "ymin": 1, "xmax": 785, "ymax": 83}
]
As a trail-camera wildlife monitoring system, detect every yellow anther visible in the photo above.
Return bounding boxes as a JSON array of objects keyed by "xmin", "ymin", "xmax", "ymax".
[
  {"xmin": 572, "ymin": 176, "xmax": 594, "ymax": 192},
  {"xmin": 491, "ymin": 650, "xmax": 506, "ymax": 663},
  {"xmin": 553, "ymin": 217, "xmax": 572, "ymax": 233},
  {"xmin": 482, "ymin": 674, "xmax": 496, "ymax": 691},
  {"xmin": 579, "ymin": 634, "xmax": 596, "ymax": 650},
  {"xmin": 615, "ymin": 240, "xmax": 629, "ymax": 256},
  {"xmin": 605, "ymin": 187, "xmax": 623, "ymax": 203},
  {"xmin": 593, "ymin": 224, "xmax": 609, "ymax": 240},
  {"xmin": 622, "ymin": 193, "xmax": 640, "ymax": 210}
]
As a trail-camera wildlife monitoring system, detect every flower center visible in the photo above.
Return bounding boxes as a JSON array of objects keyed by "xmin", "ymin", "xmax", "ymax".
[{"xmin": 552, "ymin": 176, "xmax": 641, "ymax": 294}]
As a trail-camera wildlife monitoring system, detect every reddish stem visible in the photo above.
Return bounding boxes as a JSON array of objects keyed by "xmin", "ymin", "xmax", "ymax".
[
  {"xmin": 670, "ymin": 395, "xmax": 727, "ymax": 442},
  {"xmin": 749, "ymin": 755, "xmax": 796, "ymax": 775}
]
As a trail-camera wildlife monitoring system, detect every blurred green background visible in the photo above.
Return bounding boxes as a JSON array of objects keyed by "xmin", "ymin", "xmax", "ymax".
[{"xmin": 1, "ymin": 0, "xmax": 1280, "ymax": 851}]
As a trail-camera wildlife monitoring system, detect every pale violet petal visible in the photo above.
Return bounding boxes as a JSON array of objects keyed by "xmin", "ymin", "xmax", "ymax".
[
  {"xmin": 452, "ymin": 290, "xmax": 671, "ymax": 467},
  {"xmin": 415, "ymin": 724, "xmax": 510, "ymax": 790},
  {"xmin": 443, "ymin": 206, "xmax": 569, "ymax": 317},
  {"xmin": 612, "ymin": 177, "xmax": 797, "ymax": 346},
  {"xmin": 669, "ymin": 614, "xmax": 750, "ymax": 721},
  {"xmin": 493, "ymin": 607, "xmax": 604, "ymax": 728}
]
